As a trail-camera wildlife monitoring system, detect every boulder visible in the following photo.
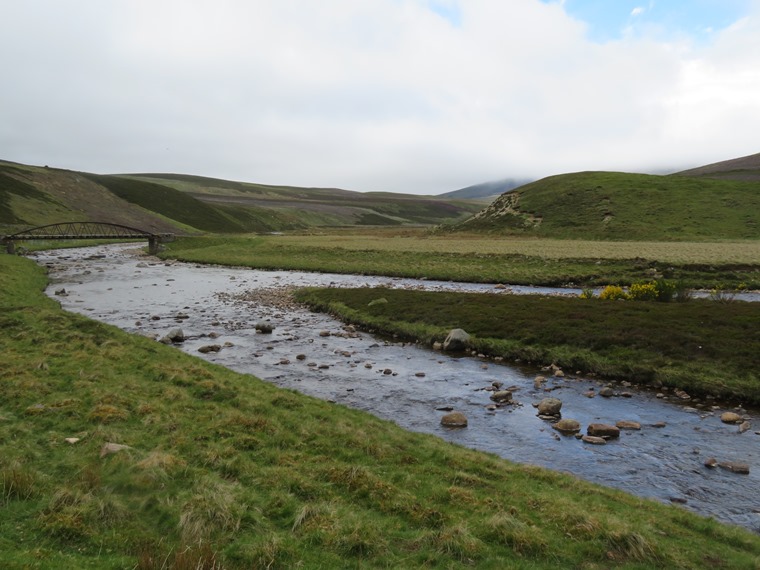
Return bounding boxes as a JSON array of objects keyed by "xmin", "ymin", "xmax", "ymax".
[
  {"xmin": 616, "ymin": 420, "xmax": 642, "ymax": 430},
  {"xmin": 587, "ymin": 423, "xmax": 620, "ymax": 439},
  {"xmin": 440, "ymin": 412, "xmax": 468, "ymax": 428},
  {"xmin": 553, "ymin": 418, "xmax": 581, "ymax": 434},
  {"xmin": 443, "ymin": 329, "xmax": 470, "ymax": 352},
  {"xmin": 537, "ymin": 397, "xmax": 562, "ymax": 416},
  {"xmin": 739, "ymin": 421, "xmax": 751, "ymax": 433},
  {"xmin": 720, "ymin": 412, "xmax": 743, "ymax": 424},
  {"xmin": 533, "ymin": 376, "xmax": 546, "ymax": 389},
  {"xmin": 490, "ymin": 390, "xmax": 513, "ymax": 404},
  {"xmin": 599, "ymin": 387, "xmax": 615, "ymax": 398},
  {"xmin": 255, "ymin": 322, "xmax": 274, "ymax": 334},
  {"xmin": 198, "ymin": 344, "xmax": 221, "ymax": 354}
]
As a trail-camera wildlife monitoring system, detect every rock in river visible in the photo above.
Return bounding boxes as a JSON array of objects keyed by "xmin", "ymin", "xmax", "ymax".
[
  {"xmin": 537, "ymin": 397, "xmax": 562, "ymax": 417},
  {"xmin": 720, "ymin": 412, "xmax": 743, "ymax": 424},
  {"xmin": 616, "ymin": 420, "xmax": 642, "ymax": 430},
  {"xmin": 160, "ymin": 328, "xmax": 184, "ymax": 344},
  {"xmin": 255, "ymin": 322, "xmax": 274, "ymax": 334},
  {"xmin": 719, "ymin": 461, "xmax": 750, "ymax": 475},
  {"xmin": 490, "ymin": 390, "xmax": 513, "ymax": 403},
  {"xmin": 440, "ymin": 412, "xmax": 468, "ymax": 428},
  {"xmin": 553, "ymin": 418, "xmax": 581, "ymax": 434},
  {"xmin": 443, "ymin": 328, "xmax": 470, "ymax": 352},
  {"xmin": 582, "ymin": 435, "xmax": 607, "ymax": 445},
  {"xmin": 587, "ymin": 423, "xmax": 620, "ymax": 439}
]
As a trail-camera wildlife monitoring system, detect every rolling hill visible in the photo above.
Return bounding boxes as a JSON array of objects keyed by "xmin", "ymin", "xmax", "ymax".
[
  {"xmin": 676, "ymin": 151, "xmax": 760, "ymax": 181},
  {"xmin": 452, "ymin": 170, "xmax": 760, "ymax": 241},
  {"xmin": 0, "ymin": 161, "xmax": 484, "ymax": 235}
]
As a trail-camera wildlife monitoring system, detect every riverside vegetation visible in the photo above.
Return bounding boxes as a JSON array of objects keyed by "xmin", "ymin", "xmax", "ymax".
[
  {"xmin": 3, "ymin": 245, "xmax": 760, "ymax": 567},
  {"xmin": 159, "ymin": 233, "xmax": 760, "ymax": 289},
  {"xmin": 161, "ymin": 233, "xmax": 760, "ymax": 401}
]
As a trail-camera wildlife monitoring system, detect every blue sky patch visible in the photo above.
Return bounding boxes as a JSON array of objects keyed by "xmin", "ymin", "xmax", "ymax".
[{"xmin": 541, "ymin": 0, "xmax": 750, "ymax": 42}]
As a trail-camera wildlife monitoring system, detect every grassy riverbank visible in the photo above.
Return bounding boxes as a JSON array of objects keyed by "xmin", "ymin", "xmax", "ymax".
[
  {"xmin": 2, "ymin": 257, "xmax": 760, "ymax": 567},
  {"xmin": 295, "ymin": 287, "xmax": 760, "ymax": 404},
  {"xmin": 160, "ymin": 234, "xmax": 760, "ymax": 289}
]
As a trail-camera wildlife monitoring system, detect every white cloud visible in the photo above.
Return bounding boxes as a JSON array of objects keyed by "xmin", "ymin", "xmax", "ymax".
[
  {"xmin": 631, "ymin": 6, "xmax": 645, "ymax": 17},
  {"xmin": 0, "ymin": 0, "xmax": 758, "ymax": 193}
]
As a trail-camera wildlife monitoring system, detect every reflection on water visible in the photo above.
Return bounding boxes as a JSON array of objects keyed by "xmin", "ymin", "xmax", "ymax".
[{"xmin": 35, "ymin": 244, "xmax": 760, "ymax": 532}]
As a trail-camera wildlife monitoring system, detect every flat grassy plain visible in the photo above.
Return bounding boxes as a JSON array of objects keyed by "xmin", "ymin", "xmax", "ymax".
[
  {"xmin": 160, "ymin": 233, "xmax": 760, "ymax": 288},
  {"xmin": 3, "ymin": 255, "xmax": 760, "ymax": 567},
  {"xmin": 295, "ymin": 287, "xmax": 760, "ymax": 404}
]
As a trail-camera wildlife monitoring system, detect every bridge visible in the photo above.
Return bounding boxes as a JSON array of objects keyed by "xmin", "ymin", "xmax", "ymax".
[{"xmin": 2, "ymin": 222, "xmax": 174, "ymax": 255}]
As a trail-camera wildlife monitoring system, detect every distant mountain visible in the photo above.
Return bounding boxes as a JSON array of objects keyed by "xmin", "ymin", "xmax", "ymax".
[
  {"xmin": 675, "ymin": 151, "xmax": 760, "ymax": 181},
  {"xmin": 450, "ymin": 170, "xmax": 760, "ymax": 241},
  {"xmin": 438, "ymin": 178, "xmax": 532, "ymax": 200}
]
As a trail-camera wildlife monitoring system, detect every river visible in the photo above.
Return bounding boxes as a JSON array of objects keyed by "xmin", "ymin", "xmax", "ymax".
[{"xmin": 33, "ymin": 244, "xmax": 760, "ymax": 532}]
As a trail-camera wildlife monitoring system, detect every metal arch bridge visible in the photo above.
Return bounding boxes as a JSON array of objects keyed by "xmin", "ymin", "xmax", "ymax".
[{"xmin": 2, "ymin": 222, "xmax": 174, "ymax": 255}]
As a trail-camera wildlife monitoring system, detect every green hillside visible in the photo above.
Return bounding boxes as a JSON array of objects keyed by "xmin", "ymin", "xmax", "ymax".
[
  {"xmin": 0, "ymin": 160, "xmax": 483, "ymax": 236},
  {"xmin": 454, "ymin": 171, "xmax": 760, "ymax": 240},
  {"xmin": 128, "ymin": 173, "xmax": 483, "ymax": 226}
]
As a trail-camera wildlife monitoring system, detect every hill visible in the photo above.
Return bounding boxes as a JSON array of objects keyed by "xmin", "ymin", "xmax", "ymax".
[
  {"xmin": 676, "ymin": 151, "xmax": 760, "ymax": 181},
  {"xmin": 0, "ymin": 161, "xmax": 483, "ymax": 235},
  {"xmin": 452, "ymin": 171, "xmax": 760, "ymax": 240},
  {"xmin": 437, "ymin": 178, "xmax": 532, "ymax": 200}
]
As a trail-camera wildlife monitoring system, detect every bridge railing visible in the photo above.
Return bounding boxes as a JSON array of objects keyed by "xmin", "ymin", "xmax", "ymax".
[{"xmin": 2, "ymin": 222, "xmax": 174, "ymax": 255}]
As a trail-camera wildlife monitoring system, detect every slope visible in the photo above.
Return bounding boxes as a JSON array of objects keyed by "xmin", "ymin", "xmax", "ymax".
[
  {"xmin": 0, "ymin": 162, "xmax": 180, "ymax": 235},
  {"xmin": 676, "ymin": 151, "xmax": 760, "ymax": 181},
  {"xmin": 452, "ymin": 171, "xmax": 760, "ymax": 241}
]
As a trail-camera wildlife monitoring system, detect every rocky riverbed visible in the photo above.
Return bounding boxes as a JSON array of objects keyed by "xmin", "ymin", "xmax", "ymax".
[{"xmin": 36, "ymin": 244, "xmax": 760, "ymax": 532}]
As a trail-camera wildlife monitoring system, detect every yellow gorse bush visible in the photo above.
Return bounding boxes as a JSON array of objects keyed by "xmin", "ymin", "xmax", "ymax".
[
  {"xmin": 598, "ymin": 285, "xmax": 629, "ymax": 301},
  {"xmin": 628, "ymin": 282, "xmax": 658, "ymax": 301}
]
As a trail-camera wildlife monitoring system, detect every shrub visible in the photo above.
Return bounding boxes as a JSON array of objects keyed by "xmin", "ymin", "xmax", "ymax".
[
  {"xmin": 579, "ymin": 288, "xmax": 595, "ymax": 299},
  {"xmin": 599, "ymin": 285, "xmax": 629, "ymax": 301},
  {"xmin": 653, "ymin": 279, "xmax": 677, "ymax": 302},
  {"xmin": 628, "ymin": 282, "xmax": 658, "ymax": 301}
]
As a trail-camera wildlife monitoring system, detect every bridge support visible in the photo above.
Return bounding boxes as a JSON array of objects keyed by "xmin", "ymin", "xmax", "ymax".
[
  {"xmin": 4, "ymin": 240, "xmax": 15, "ymax": 255},
  {"xmin": 148, "ymin": 236, "xmax": 160, "ymax": 255}
]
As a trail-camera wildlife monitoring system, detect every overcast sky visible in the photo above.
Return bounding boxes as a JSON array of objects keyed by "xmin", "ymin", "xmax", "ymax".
[{"xmin": 2, "ymin": 0, "xmax": 759, "ymax": 194}]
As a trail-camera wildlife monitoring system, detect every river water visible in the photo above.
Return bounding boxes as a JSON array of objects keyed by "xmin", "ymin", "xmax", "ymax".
[{"xmin": 34, "ymin": 244, "xmax": 760, "ymax": 532}]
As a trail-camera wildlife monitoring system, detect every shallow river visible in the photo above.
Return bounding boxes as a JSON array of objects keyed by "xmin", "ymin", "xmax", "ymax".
[{"xmin": 34, "ymin": 244, "xmax": 760, "ymax": 532}]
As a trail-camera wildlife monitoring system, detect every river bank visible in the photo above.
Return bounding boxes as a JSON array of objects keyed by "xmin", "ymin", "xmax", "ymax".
[{"xmin": 35, "ymin": 244, "xmax": 760, "ymax": 533}]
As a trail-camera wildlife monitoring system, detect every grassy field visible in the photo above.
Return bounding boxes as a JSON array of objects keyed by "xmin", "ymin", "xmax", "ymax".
[
  {"xmin": 295, "ymin": 287, "xmax": 760, "ymax": 404},
  {"xmin": 2, "ymin": 253, "xmax": 760, "ymax": 567},
  {"xmin": 454, "ymin": 171, "xmax": 760, "ymax": 241},
  {"xmin": 160, "ymin": 233, "xmax": 760, "ymax": 289}
]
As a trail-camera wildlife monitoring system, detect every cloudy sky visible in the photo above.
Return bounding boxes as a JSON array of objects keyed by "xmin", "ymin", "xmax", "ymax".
[{"xmin": 2, "ymin": 0, "xmax": 759, "ymax": 194}]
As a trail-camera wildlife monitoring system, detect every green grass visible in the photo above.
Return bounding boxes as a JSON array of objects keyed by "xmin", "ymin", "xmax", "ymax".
[
  {"xmin": 2, "ymin": 253, "xmax": 760, "ymax": 567},
  {"xmin": 295, "ymin": 287, "xmax": 760, "ymax": 403},
  {"xmin": 160, "ymin": 234, "xmax": 760, "ymax": 289},
  {"xmin": 455, "ymin": 171, "xmax": 760, "ymax": 240}
]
